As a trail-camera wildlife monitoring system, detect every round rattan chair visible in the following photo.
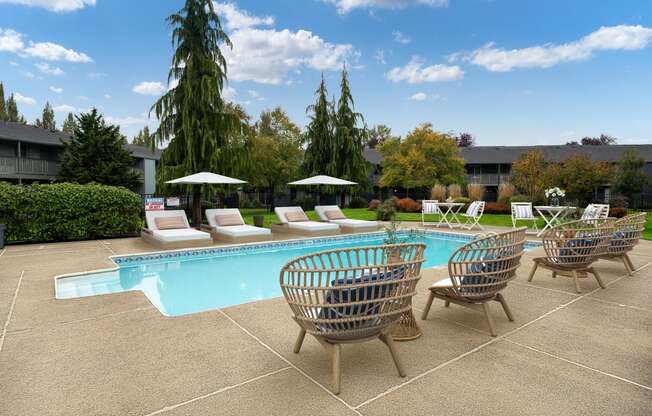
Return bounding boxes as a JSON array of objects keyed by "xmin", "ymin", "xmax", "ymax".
[
  {"xmin": 279, "ymin": 243, "xmax": 426, "ymax": 394},
  {"xmin": 528, "ymin": 218, "xmax": 615, "ymax": 293},
  {"xmin": 599, "ymin": 212, "xmax": 646, "ymax": 275},
  {"xmin": 421, "ymin": 228, "xmax": 527, "ymax": 336}
]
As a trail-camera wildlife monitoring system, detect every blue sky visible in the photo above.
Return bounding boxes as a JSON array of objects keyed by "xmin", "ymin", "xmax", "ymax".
[{"xmin": 1, "ymin": 0, "xmax": 651, "ymax": 145}]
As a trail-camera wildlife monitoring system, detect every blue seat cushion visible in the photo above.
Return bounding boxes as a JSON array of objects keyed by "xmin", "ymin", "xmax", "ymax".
[
  {"xmin": 559, "ymin": 238, "xmax": 593, "ymax": 263},
  {"xmin": 459, "ymin": 248, "xmax": 514, "ymax": 295}
]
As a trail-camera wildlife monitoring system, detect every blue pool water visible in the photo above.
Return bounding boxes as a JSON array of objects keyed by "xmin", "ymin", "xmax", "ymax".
[{"xmin": 56, "ymin": 231, "xmax": 537, "ymax": 316}]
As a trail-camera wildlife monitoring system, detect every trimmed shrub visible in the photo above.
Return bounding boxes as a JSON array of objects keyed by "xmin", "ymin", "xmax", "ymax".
[
  {"xmin": 376, "ymin": 198, "xmax": 397, "ymax": 221},
  {"xmin": 430, "ymin": 184, "xmax": 446, "ymax": 201},
  {"xmin": 498, "ymin": 183, "xmax": 515, "ymax": 205},
  {"xmin": 467, "ymin": 184, "xmax": 485, "ymax": 201},
  {"xmin": 0, "ymin": 182, "xmax": 142, "ymax": 243},
  {"xmin": 484, "ymin": 202, "xmax": 510, "ymax": 215},
  {"xmin": 396, "ymin": 197, "xmax": 422, "ymax": 212},
  {"xmin": 609, "ymin": 207, "xmax": 627, "ymax": 218},
  {"xmin": 368, "ymin": 199, "xmax": 381, "ymax": 211},
  {"xmin": 348, "ymin": 196, "xmax": 368, "ymax": 209},
  {"xmin": 447, "ymin": 184, "xmax": 462, "ymax": 199},
  {"xmin": 509, "ymin": 194, "xmax": 530, "ymax": 203}
]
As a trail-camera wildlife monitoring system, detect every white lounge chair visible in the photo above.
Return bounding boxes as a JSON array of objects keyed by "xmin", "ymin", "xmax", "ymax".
[
  {"xmin": 421, "ymin": 200, "xmax": 441, "ymax": 226},
  {"xmin": 460, "ymin": 201, "xmax": 485, "ymax": 230},
  {"xmin": 272, "ymin": 206, "xmax": 340, "ymax": 236},
  {"xmin": 581, "ymin": 204, "xmax": 610, "ymax": 220},
  {"xmin": 511, "ymin": 202, "xmax": 538, "ymax": 233},
  {"xmin": 314, "ymin": 205, "xmax": 379, "ymax": 233},
  {"xmin": 203, "ymin": 208, "xmax": 272, "ymax": 243},
  {"xmin": 141, "ymin": 210, "xmax": 212, "ymax": 249}
]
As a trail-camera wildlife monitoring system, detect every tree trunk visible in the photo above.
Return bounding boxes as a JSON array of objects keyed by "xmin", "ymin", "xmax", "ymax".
[{"xmin": 192, "ymin": 184, "xmax": 202, "ymax": 228}]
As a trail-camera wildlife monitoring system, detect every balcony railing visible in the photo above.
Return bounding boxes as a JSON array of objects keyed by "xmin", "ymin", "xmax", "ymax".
[
  {"xmin": 0, "ymin": 156, "xmax": 58, "ymax": 177},
  {"xmin": 465, "ymin": 173, "xmax": 511, "ymax": 185}
]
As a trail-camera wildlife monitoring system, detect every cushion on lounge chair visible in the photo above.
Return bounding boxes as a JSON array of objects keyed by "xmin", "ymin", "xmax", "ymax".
[
  {"xmin": 215, "ymin": 213, "xmax": 244, "ymax": 227},
  {"xmin": 152, "ymin": 229, "xmax": 211, "ymax": 242},
  {"xmin": 285, "ymin": 211, "xmax": 309, "ymax": 222},
  {"xmin": 330, "ymin": 218, "xmax": 378, "ymax": 228},
  {"xmin": 154, "ymin": 216, "xmax": 187, "ymax": 230},
  {"xmin": 325, "ymin": 209, "xmax": 346, "ymax": 220},
  {"xmin": 287, "ymin": 221, "xmax": 339, "ymax": 231}
]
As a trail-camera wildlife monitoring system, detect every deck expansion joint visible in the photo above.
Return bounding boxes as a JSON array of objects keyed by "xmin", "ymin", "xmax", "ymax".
[{"xmin": 0, "ymin": 270, "xmax": 24, "ymax": 353}]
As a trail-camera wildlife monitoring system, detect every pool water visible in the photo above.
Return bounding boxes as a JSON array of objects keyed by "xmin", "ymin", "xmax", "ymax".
[{"xmin": 56, "ymin": 232, "xmax": 533, "ymax": 316}]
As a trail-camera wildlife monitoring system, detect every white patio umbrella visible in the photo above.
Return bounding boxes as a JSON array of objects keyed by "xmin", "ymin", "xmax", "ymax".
[
  {"xmin": 288, "ymin": 175, "xmax": 357, "ymax": 205},
  {"xmin": 166, "ymin": 172, "xmax": 247, "ymax": 227}
]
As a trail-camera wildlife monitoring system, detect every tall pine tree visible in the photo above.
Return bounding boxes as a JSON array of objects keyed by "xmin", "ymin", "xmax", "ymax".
[
  {"xmin": 132, "ymin": 126, "xmax": 156, "ymax": 152},
  {"xmin": 58, "ymin": 109, "xmax": 141, "ymax": 191},
  {"xmin": 151, "ymin": 0, "xmax": 246, "ymax": 225},
  {"xmin": 333, "ymin": 66, "xmax": 368, "ymax": 201},
  {"xmin": 0, "ymin": 82, "xmax": 6, "ymax": 121},
  {"xmin": 35, "ymin": 102, "xmax": 56, "ymax": 131},
  {"xmin": 62, "ymin": 112, "xmax": 77, "ymax": 133},
  {"xmin": 302, "ymin": 75, "xmax": 337, "ymax": 178},
  {"xmin": 5, "ymin": 94, "xmax": 24, "ymax": 123}
]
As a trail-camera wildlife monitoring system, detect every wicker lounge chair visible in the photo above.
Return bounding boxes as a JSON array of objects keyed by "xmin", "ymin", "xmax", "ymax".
[
  {"xmin": 280, "ymin": 243, "xmax": 426, "ymax": 394},
  {"xmin": 202, "ymin": 208, "xmax": 272, "ymax": 243},
  {"xmin": 141, "ymin": 210, "xmax": 213, "ymax": 249},
  {"xmin": 272, "ymin": 206, "xmax": 340, "ymax": 236},
  {"xmin": 421, "ymin": 228, "xmax": 526, "ymax": 336},
  {"xmin": 314, "ymin": 205, "xmax": 379, "ymax": 233},
  {"xmin": 511, "ymin": 202, "xmax": 538, "ymax": 232},
  {"xmin": 581, "ymin": 204, "xmax": 610, "ymax": 220},
  {"xmin": 459, "ymin": 201, "xmax": 485, "ymax": 230},
  {"xmin": 598, "ymin": 212, "xmax": 646, "ymax": 276},
  {"xmin": 528, "ymin": 219, "xmax": 615, "ymax": 293}
]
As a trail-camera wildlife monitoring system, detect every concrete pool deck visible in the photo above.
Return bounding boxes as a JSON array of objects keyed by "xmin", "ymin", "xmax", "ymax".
[{"xmin": 1, "ymin": 224, "xmax": 651, "ymax": 415}]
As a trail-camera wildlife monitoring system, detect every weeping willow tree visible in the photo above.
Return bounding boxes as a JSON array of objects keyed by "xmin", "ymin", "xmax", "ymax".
[
  {"xmin": 333, "ymin": 66, "xmax": 368, "ymax": 203},
  {"xmin": 151, "ymin": 0, "xmax": 247, "ymax": 225}
]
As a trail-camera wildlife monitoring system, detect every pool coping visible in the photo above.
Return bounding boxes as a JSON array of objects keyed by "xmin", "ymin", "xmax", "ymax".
[{"xmin": 53, "ymin": 228, "xmax": 542, "ymax": 300}]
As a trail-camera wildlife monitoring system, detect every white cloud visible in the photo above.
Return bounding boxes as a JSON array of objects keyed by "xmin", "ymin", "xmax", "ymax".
[
  {"xmin": 14, "ymin": 93, "xmax": 36, "ymax": 105},
  {"xmin": 374, "ymin": 49, "xmax": 386, "ymax": 64},
  {"xmin": 53, "ymin": 104, "xmax": 76, "ymax": 112},
  {"xmin": 0, "ymin": 28, "xmax": 24, "ymax": 52},
  {"xmin": 0, "ymin": 0, "xmax": 96, "ymax": 12},
  {"xmin": 409, "ymin": 92, "xmax": 427, "ymax": 101},
  {"xmin": 23, "ymin": 41, "xmax": 92, "ymax": 62},
  {"xmin": 104, "ymin": 94, "xmax": 111, "ymax": 99},
  {"xmin": 77, "ymin": 95, "xmax": 88, "ymax": 100},
  {"xmin": 392, "ymin": 30, "xmax": 411, "ymax": 44},
  {"xmin": 212, "ymin": 2, "xmax": 274, "ymax": 30},
  {"xmin": 132, "ymin": 81, "xmax": 165, "ymax": 96},
  {"xmin": 49, "ymin": 86, "xmax": 63, "ymax": 93},
  {"xmin": 223, "ymin": 85, "xmax": 237, "ymax": 100},
  {"xmin": 386, "ymin": 56, "xmax": 463, "ymax": 83},
  {"xmin": 106, "ymin": 115, "xmax": 152, "ymax": 126},
  {"xmin": 9, "ymin": 60, "xmax": 19, "ymax": 66},
  {"xmin": 324, "ymin": 0, "xmax": 448, "ymax": 15},
  {"xmin": 36, "ymin": 62, "xmax": 64, "ymax": 76},
  {"xmin": 467, "ymin": 24, "xmax": 652, "ymax": 71},
  {"xmin": 87, "ymin": 72, "xmax": 106, "ymax": 79},
  {"xmin": 216, "ymin": 3, "xmax": 355, "ymax": 84}
]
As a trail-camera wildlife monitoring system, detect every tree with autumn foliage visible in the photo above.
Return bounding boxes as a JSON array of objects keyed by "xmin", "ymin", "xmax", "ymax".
[
  {"xmin": 378, "ymin": 123, "xmax": 464, "ymax": 196},
  {"xmin": 510, "ymin": 150, "xmax": 557, "ymax": 203},
  {"xmin": 557, "ymin": 155, "xmax": 614, "ymax": 205}
]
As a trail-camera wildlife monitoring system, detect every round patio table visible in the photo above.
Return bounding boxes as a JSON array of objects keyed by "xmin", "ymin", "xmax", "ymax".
[{"xmin": 534, "ymin": 205, "xmax": 575, "ymax": 237}]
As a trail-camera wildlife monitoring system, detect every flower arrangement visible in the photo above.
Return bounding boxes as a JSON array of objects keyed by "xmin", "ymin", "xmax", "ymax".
[{"xmin": 544, "ymin": 187, "xmax": 566, "ymax": 198}]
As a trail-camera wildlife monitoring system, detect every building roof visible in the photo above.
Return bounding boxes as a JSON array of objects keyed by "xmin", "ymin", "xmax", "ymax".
[
  {"xmin": 363, "ymin": 144, "xmax": 652, "ymax": 165},
  {"xmin": 0, "ymin": 120, "xmax": 161, "ymax": 160}
]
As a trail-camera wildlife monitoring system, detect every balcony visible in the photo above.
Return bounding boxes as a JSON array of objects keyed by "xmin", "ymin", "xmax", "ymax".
[
  {"xmin": 465, "ymin": 173, "xmax": 511, "ymax": 185},
  {"xmin": 0, "ymin": 156, "xmax": 59, "ymax": 178}
]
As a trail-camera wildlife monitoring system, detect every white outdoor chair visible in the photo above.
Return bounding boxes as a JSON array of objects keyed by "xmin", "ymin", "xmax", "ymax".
[
  {"xmin": 581, "ymin": 204, "xmax": 610, "ymax": 220},
  {"xmin": 511, "ymin": 202, "xmax": 538, "ymax": 232},
  {"xmin": 460, "ymin": 201, "xmax": 485, "ymax": 230},
  {"xmin": 421, "ymin": 200, "xmax": 440, "ymax": 226}
]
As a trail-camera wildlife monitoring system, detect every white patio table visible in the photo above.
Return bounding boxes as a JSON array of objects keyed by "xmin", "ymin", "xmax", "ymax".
[
  {"xmin": 534, "ymin": 205, "xmax": 576, "ymax": 237},
  {"xmin": 434, "ymin": 202, "xmax": 465, "ymax": 229}
]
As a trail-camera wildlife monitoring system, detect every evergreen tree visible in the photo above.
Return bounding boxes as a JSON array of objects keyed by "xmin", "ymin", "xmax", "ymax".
[
  {"xmin": 302, "ymin": 75, "xmax": 337, "ymax": 178},
  {"xmin": 333, "ymin": 66, "xmax": 368, "ymax": 202},
  {"xmin": 62, "ymin": 112, "xmax": 78, "ymax": 133},
  {"xmin": 151, "ymin": 0, "xmax": 245, "ymax": 225},
  {"xmin": 131, "ymin": 126, "xmax": 156, "ymax": 152},
  {"xmin": 613, "ymin": 150, "xmax": 649, "ymax": 200},
  {"xmin": 0, "ymin": 82, "xmax": 6, "ymax": 121},
  {"xmin": 58, "ymin": 109, "xmax": 141, "ymax": 191},
  {"xmin": 35, "ymin": 102, "xmax": 56, "ymax": 131},
  {"xmin": 6, "ymin": 94, "xmax": 23, "ymax": 123}
]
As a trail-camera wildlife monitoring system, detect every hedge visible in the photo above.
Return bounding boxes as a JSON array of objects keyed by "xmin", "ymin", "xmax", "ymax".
[{"xmin": 0, "ymin": 182, "xmax": 143, "ymax": 243}]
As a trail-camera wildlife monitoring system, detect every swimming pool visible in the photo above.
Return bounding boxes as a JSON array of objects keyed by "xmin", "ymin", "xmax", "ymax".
[{"xmin": 55, "ymin": 231, "xmax": 540, "ymax": 316}]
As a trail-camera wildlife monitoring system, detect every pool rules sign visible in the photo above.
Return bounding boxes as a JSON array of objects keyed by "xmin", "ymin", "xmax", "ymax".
[{"xmin": 144, "ymin": 197, "xmax": 165, "ymax": 211}]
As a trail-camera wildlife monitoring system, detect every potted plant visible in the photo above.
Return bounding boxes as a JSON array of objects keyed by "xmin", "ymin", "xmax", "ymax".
[{"xmin": 544, "ymin": 187, "xmax": 565, "ymax": 206}]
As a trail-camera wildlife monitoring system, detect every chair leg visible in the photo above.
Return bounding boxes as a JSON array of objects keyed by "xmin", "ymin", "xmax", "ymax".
[
  {"xmin": 421, "ymin": 291, "xmax": 435, "ymax": 320},
  {"xmin": 552, "ymin": 271, "xmax": 557, "ymax": 278},
  {"xmin": 495, "ymin": 293, "xmax": 514, "ymax": 322},
  {"xmin": 444, "ymin": 300, "xmax": 450, "ymax": 308},
  {"xmin": 293, "ymin": 328, "xmax": 306, "ymax": 353},
  {"xmin": 481, "ymin": 303, "xmax": 497, "ymax": 337},
  {"xmin": 590, "ymin": 267, "xmax": 606, "ymax": 289},
  {"xmin": 380, "ymin": 333, "xmax": 406, "ymax": 377},
  {"xmin": 331, "ymin": 344, "xmax": 342, "ymax": 395},
  {"xmin": 571, "ymin": 270, "xmax": 582, "ymax": 294},
  {"xmin": 621, "ymin": 257, "xmax": 632, "ymax": 277},
  {"xmin": 527, "ymin": 262, "xmax": 538, "ymax": 282},
  {"xmin": 625, "ymin": 254, "xmax": 636, "ymax": 273}
]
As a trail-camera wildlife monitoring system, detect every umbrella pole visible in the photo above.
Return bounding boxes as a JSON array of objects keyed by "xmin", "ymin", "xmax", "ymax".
[{"xmin": 192, "ymin": 184, "xmax": 202, "ymax": 228}]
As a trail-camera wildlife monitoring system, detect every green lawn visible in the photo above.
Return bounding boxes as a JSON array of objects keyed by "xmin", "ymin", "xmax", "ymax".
[{"xmin": 241, "ymin": 208, "xmax": 652, "ymax": 241}]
